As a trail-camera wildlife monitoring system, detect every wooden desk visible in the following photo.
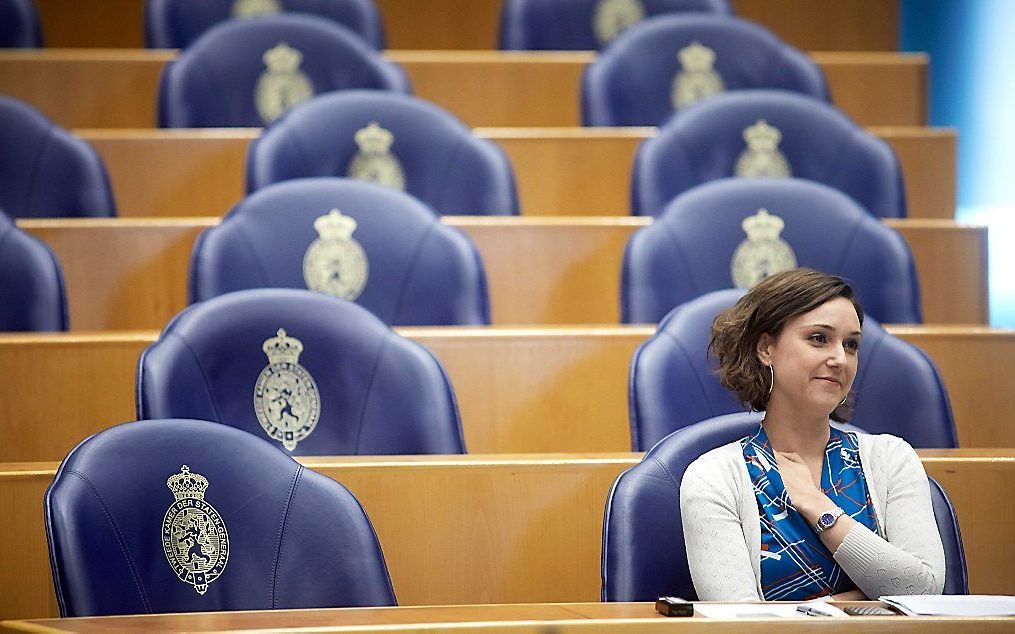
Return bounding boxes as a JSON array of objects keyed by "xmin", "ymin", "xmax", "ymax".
[
  {"xmin": 17, "ymin": 217, "xmax": 989, "ymax": 329},
  {"xmin": 0, "ymin": 50, "xmax": 927, "ymax": 128},
  {"xmin": 79, "ymin": 126, "xmax": 957, "ymax": 219},
  {"xmin": 0, "ymin": 326, "xmax": 1012, "ymax": 464},
  {"xmin": 1, "ymin": 452, "xmax": 1012, "ymax": 621}
]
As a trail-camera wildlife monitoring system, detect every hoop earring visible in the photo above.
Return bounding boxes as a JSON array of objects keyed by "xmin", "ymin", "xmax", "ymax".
[
  {"xmin": 838, "ymin": 394, "xmax": 848, "ymax": 407},
  {"xmin": 767, "ymin": 364, "xmax": 774, "ymax": 397}
]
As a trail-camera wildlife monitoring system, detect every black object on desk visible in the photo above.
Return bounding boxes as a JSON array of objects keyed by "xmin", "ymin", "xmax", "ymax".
[{"xmin": 656, "ymin": 596, "xmax": 694, "ymax": 617}]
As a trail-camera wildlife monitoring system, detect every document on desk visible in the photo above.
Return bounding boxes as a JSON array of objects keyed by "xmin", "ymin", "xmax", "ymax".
[
  {"xmin": 696, "ymin": 601, "xmax": 847, "ymax": 619},
  {"xmin": 880, "ymin": 595, "xmax": 1015, "ymax": 616}
]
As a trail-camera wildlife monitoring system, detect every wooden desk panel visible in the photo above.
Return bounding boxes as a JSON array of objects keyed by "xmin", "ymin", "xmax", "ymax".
[
  {"xmin": 0, "ymin": 50, "xmax": 927, "ymax": 128},
  {"xmin": 79, "ymin": 127, "xmax": 957, "ymax": 219},
  {"xmin": 1, "ymin": 452, "xmax": 1012, "ymax": 621}
]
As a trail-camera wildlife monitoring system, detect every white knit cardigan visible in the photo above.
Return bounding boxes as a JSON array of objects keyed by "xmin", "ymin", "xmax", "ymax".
[{"xmin": 680, "ymin": 432, "xmax": 946, "ymax": 600}]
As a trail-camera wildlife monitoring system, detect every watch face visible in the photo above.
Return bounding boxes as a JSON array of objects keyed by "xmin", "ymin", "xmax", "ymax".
[{"xmin": 819, "ymin": 512, "xmax": 836, "ymax": 527}]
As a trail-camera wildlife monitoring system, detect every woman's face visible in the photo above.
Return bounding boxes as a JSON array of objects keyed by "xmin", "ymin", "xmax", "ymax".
[{"xmin": 757, "ymin": 297, "xmax": 862, "ymax": 417}]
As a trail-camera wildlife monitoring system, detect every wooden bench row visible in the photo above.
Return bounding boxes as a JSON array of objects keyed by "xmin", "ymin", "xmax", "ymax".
[
  {"xmin": 18, "ymin": 217, "xmax": 989, "ymax": 330},
  {"xmin": 2, "ymin": 450, "xmax": 1012, "ymax": 620},
  {"xmin": 78, "ymin": 127, "xmax": 957, "ymax": 219},
  {"xmin": 1, "ymin": 325, "xmax": 1012, "ymax": 464},
  {"xmin": 0, "ymin": 50, "xmax": 927, "ymax": 128}
]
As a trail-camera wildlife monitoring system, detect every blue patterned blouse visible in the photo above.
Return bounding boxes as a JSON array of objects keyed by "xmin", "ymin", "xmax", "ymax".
[{"xmin": 741, "ymin": 425, "xmax": 881, "ymax": 600}]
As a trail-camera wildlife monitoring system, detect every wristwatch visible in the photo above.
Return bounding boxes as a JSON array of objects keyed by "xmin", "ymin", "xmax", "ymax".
[{"xmin": 814, "ymin": 507, "xmax": 845, "ymax": 534}]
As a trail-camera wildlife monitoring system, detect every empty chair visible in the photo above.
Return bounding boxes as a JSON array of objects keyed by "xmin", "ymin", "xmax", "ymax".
[
  {"xmin": 632, "ymin": 90, "xmax": 906, "ymax": 218},
  {"xmin": 621, "ymin": 179, "xmax": 921, "ymax": 324},
  {"xmin": 498, "ymin": 0, "xmax": 730, "ymax": 51},
  {"xmin": 145, "ymin": 0, "xmax": 385, "ymax": 49},
  {"xmin": 0, "ymin": 0, "xmax": 41, "ymax": 47},
  {"xmin": 46, "ymin": 418, "xmax": 396, "ymax": 616},
  {"xmin": 191, "ymin": 178, "xmax": 490, "ymax": 325},
  {"xmin": 602, "ymin": 412, "xmax": 968, "ymax": 601},
  {"xmin": 582, "ymin": 14, "xmax": 828, "ymax": 126},
  {"xmin": 629, "ymin": 289, "xmax": 958, "ymax": 450},
  {"xmin": 0, "ymin": 211, "xmax": 68, "ymax": 331},
  {"xmin": 246, "ymin": 91, "xmax": 518, "ymax": 215},
  {"xmin": 158, "ymin": 14, "xmax": 409, "ymax": 127},
  {"xmin": 0, "ymin": 96, "xmax": 116, "ymax": 218},
  {"xmin": 137, "ymin": 288, "xmax": 467, "ymax": 455}
]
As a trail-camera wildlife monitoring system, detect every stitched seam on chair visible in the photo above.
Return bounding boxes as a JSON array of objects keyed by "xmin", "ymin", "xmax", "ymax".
[
  {"xmin": 390, "ymin": 221, "xmax": 438, "ymax": 323},
  {"xmin": 851, "ymin": 329, "xmax": 884, "ymax": 411},
  {"xmin": 670, "ymin": 133, "xmax": 708, "ymax": 195},
  {"xmin": 661, "ymin": 328, "xmax": 720, "ymax": 416},
  {"xmin": 659, "ymin": 217, "xmax": 703, "ymax": 297},
  {"xmin": 270, "ymin": 466, "xmax": 302, "ymax": 609},
  {"xmin": 167, "ymin": 331, "xmax": 224, "ymax": 422},
  {"xmin": 286, "ymin": 125, "xmax": 317, "ymax": 178},
  {"xmin": 0, "ymin": 223, "xmax": 14, "ymax": 259},
  {"xmin": 431, "ymin": 136, "xmax": 467, "ymax": 213},
  {"xmin": 64, "ymin": 469, "xmax": 152, "ymax": 613},
  {"xmin": 23, "ymin": 127, "xmax": 55, "ymax": 216},
  {"xmin": 352, "ymin": 332, "xmax": 393, "ymax": 454},
  {"xmin": 648, "ymin": 456, "xmax": 682, "ymax": 495},
  {"xmin": 233, "ymin": 222, "xmax": 272, "ymax": 287},
  {"xmin": 832, "ymin": 213, "xmax": 864, "ymax": 274}
]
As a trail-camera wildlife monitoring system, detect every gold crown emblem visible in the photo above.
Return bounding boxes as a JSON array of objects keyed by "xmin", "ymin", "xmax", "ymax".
[
  {"xmin": 678, "ymin": 41, "xmax": 716, "ymax": 71},
  {"xmin": 166, "ymin": 465, "xmax": 209, "ymax": 501},
  {"xmin": 313, "ymin": 209, "xmax": 357, "ymax": 240},
  {"xmin": 743, "ymin": 119, "xmax": 782, "ymax": 150},
  {"xmin": 742, "ymin": 209, "xmax": 786, "ymax": 240},
  {"xmin": 262, "ymin": 42, "xmax": 303, "ymax": 72},
  {"xmin": 354, "ymin": 122, "xmax": 394, "ymax": 153},
  {"xmin": 262, "ymin": 328, "xmax": 304, "ymax": 364}
]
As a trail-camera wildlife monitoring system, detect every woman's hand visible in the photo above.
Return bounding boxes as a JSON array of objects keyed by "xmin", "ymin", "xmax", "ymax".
[{"xmin": 775, "ymin": 451, "xmax": 830, "ymax": 523}]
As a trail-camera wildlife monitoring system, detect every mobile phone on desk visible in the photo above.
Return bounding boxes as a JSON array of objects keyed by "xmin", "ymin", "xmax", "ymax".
[{"xmin": 656, "ymin": 596, "xmax": 694, "ymax": 617}]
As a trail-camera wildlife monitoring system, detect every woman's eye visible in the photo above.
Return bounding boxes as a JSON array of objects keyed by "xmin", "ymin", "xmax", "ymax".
[
  {"xmin": 845, "ymin": 340, "xmax": 860, "ymax": 352},
  {"xmin": 809, "ymin": 333, "xmax": 827, "ymax": 343}
]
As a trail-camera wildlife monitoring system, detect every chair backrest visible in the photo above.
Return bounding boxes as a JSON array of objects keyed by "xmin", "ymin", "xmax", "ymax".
[
  {"xmin": 158, "ymin": 13, "xmax": 409, "ymax": 128},
  {"xmin": 498, "ymin": 0, "xmax": 730, "ymax": 51},
  {"xmin": 137, "ymin": 288, "xmax": 467, "ymax": 455},
  {"xmin": 621, "ymin": 178, "xmax": 922, "ymax": 324},
  {"xmin": 190, "ymin": 178, "xmax": 490, "ymax": 325},
  {"xmin": 632, "ymin": 90, "xmax": 906, "ymax": 218},
  {"xmin": 145, "ymin": 0, "xmax": 385, "ymax": 49},
  {"xmin": 629, "ymin": 289, "xmax": 958, "ymax": 450},
  {"xmin": 246, "ymin": 91, "xmax": 518, "ymax": 216},
  {"xmin": 46, "ymin": 418, "xmax": 396, "ymax": 617},
  {"xmin": 601, "ymin": 412, "xmax": 968, "ymax": 601},
  {"xmin": 0, "ymin": 96, "xmax": 116, "ymax": 218},
  {"xmin": 0, "ymin": 210, "xmax": 68, "ymax": 330},
  {"xmin": 0, "ymin": 0, "xmax": 42, "ymax": 47},
  {"xmin": 582, "ymin": 14, "xmax": 828, "ymax": 126}
]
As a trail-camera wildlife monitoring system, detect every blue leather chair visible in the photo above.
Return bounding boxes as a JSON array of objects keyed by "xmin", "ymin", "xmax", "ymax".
[
  {"xmin": 158, "ymin": 14, "xmax": 409, "ymax": 128},
  {"xmin": 498, "ymin": 0, "xmax": 730, "ymax": 51},
  {"xmin": 190, "ymin": 178, "xmax": 490, "ymax": 325},
  {"xmin": 137, "ymin": 288, "xmax": 466, "ymax": 455},
  {"xmin": 146, "ymin": 0, "xmax": 385, "ymax": 49},
  {"xmin": 621, "ymin": 179, "xmax": 922, "ymax": 324},
  {"xmin": 46, "ymin": 418, "xmax": 396, "ymax": 616},
  {"xmin": 0, "ymin": 211, "xmax": 68, "ymax": 331},
  {"xmin": 0, "ymin": 96, "xmax": 116, "ymax": 218},
  {"xmin": 601, "ymin": 412, "xmax": 968, "ymax": 601},
  {"xmin": 0, "ymin": 0, "xmax": 41, "ymax": 47},
  {"xmin": 629, "ymin": 289, "xmax": 958, "ymax": 450},
  {"xmin": 582, "ymin": 14, "xmax": 829, "ymax": 126},
  {"xmin": 246, "ymin": 91, "xmax": 518, "ymax": 216},
  {"xmin": 632, "ymin": 90, "xmax": 906, "ymax": 218}
]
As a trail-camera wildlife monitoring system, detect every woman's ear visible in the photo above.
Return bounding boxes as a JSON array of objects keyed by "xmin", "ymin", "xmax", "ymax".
[{"xmin": 756, "ymin": 333, "xmax": 774, "ymax": 366}]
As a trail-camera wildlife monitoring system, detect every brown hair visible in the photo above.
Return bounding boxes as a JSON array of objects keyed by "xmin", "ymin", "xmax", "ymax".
[{"xmin": 708, "ymin": 268, "xmax": 864, "ymax": 422}]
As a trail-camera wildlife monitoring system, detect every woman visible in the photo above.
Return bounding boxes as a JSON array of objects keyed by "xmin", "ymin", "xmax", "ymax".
[{"xmin": 681, "ymin": 268, "xmax": 945, "ymax": 601}]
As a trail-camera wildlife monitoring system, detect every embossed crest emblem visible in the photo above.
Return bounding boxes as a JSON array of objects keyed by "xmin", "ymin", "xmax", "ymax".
[
  {"xmin": 254, "ymin": 42, "xmax": 314, "ymax": 125},
  {"xmin": 735, "ymin": 119, "xmax": 792, "ymax": 178},
  {"xmin": 671, "ymin": 41, "xmax": 725, "ymax": 109},
  {"xmin": 253, "ymin": 329, "xmax": 321, "ymax": 451},
  {"xmin": 231, "ymin": 0, "xmax": 281, "ymax": 18},
  {"xmin": 730, "ymin": 208, "xmax": 797, "ymax": 289},
  {"xmin": 592, "ymin": 0, "xmax": 645, "ymax": 46},
  {"xmin": 347, "ymin": 122, "xmax": 406, "ymax": 191},
  {"xmin": 162, "ymin": 465, "xmax": 229, "ymax": 595},
  {"xmin": 303, "ymin": 209, "xmax": 369, "ymax": 300}
]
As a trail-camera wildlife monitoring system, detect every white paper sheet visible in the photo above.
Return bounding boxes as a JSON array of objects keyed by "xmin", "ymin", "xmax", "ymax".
[
  {"xmin": 695, "ymin": 600, "xmax": 848, "ymax": 619},
  {"xmin": 880, "ymin": 595, "xmax": 1015, "ymax": 617}
]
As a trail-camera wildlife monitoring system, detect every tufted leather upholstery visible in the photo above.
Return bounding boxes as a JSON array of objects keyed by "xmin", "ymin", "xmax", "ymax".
[
  {"xmin": 0, "ymin": 211, "xmax": 68, "ymax": 330},
  {"xmin": 46, "ymin": 418, "xmax": 396, "ymax": 616},
  {"xmin": 246, "ymin": 91, "xmax": 518, "ymax": 215},
  {"xmin": 498, "ymin": 0, "xmax": 730, "ymax": 51},
  {"xmin": 582, "ymin": 14, "xmax": 828, "ymax": 126},
  {"xmin": 136, "ymin": 288, "xmax": 466, "ymax": 455},
  {"xmin": 629, "ymin": 289, "xmax": 957, "ymax": 450},
  {"xmin": 190, "ymin": 178, "xmax": 490, "ymax": 325},
  {"xmin": 0, "ymin": 96, "xmax": 116, "ymax": 218},
  {"xmin": 601, "ymin": 412, "xmax": 968, "ymax": 601},
  {"xmin": 145, "ymin": 0, "xmax": 385, "ymax": 49},
  {"xmin": 632, "ymin": 90, "xmax": 906, "ymax": 218},
  {"xmin": 0, "ymin": 0, "xmax": 41, "ymax": 47},
  {"xmin": 158, "ymin": 14, "xmax": 408, "ymax": 128},
  {"xmin": 621, "ymin": 179, "xmax": 922, "ymax": 324}
]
